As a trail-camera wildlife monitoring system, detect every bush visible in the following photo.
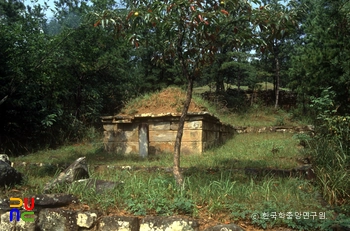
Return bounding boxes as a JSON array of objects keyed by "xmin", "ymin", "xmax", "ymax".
[{"xmin": 307, "ymin": 88, "xmax": 350, "ymax": 206}]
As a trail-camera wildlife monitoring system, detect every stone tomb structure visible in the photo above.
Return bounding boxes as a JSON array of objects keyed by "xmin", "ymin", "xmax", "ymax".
[{"xmin": 101, "ymin": 112, "xmax": 235, "ymax": 155}]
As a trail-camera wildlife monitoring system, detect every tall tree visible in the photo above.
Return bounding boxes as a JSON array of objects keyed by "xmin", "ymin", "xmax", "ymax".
[
  {"xmin": 257, "ymin": 0, "xmax": 300, "ymax": 108},
  {"xmin": 96, "ymin": 0, "xmax": 261, "ymax": 185},
  {"xmin": 288, "ymin": 0, "xmax": 350, "ymax": 114},
  {"xmin": 0, "ymin": 0, "xmax": 53, "ymax": 153},
  {"xmin": 0, "ymin": 0, "xmax": 139, "ymax": 154}
]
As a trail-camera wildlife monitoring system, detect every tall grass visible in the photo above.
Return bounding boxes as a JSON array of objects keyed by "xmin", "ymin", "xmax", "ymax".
[{"xmin": 308, "ymin": 137, "xmax": 350, "ymax": 205}]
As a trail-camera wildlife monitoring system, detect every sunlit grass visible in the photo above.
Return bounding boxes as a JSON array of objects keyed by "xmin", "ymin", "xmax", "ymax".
[
  {"xmin": 13, "ymin": 132, "xmax": 302, "ymax": 170},
  {"xmin": 183, "ymin": 133, "xmax": 302, "ymax": 169}
]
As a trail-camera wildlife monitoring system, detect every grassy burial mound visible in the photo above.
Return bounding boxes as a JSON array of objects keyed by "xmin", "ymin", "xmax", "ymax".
[
  {"xmin": 104, "ymin": 87, "xmax": 234, "ymax": 155},
  {"xmin": 119, "ymin": 87, "xmax": 210, "ymax": 116}
]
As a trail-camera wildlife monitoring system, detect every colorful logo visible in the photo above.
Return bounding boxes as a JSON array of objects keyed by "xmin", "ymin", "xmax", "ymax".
[{"xmin": 9, "ymin": 197, "xmax": 35, "ymax": 222}]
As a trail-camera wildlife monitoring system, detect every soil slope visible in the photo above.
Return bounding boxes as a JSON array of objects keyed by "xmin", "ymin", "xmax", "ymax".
[{"xmin": 120, "ymin": 87, "xmax": 207, "ymax": 115}]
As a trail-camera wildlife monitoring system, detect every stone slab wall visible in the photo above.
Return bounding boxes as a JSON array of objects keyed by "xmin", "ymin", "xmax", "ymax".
[
  {"xmin": 233, "ymin": 125, "xmax": 314, "ymax": 134},
  {"xmin": 0, "ymin": 209, "xmax": 245, "ymax": 231},
  {"xmin": 101, "ymin": 113, "xmax": 235, "ymax": 155}
]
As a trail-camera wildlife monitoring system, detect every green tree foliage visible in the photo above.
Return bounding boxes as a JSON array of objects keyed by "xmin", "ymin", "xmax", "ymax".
[
  {"xmin": 289, "ymin": 0, "xmax": 350, "ymax": 114},
  {"xmin": 0, "ymin": 0, "xmax": 51, "ymax": 153},
  {"xmin": 256, "ymin": 0, "xmax": 301, "ymax": 108},
  {"xmin": 308, "ymin": 88, "xmax": 350, "ymax": 205},
  {"xmin": 219, "ymin": 51, "xmax": 257, "ymax": 90},
  {"xmin": 287, "ymin": 0, "xmax": 350, "ymax": 209},
  {"xmin": 0, "ymin": 0, "xmax": 139, "ymax": 154}
]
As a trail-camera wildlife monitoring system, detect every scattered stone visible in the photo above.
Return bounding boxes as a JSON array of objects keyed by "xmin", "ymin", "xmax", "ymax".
[
  {"xmin": 0, "ymin": 154, "xmax": 11, "ymax": 166},
  {"xmin": 0, "ymin": 212, "xmax": 16, "ymax": 231},
  {"xmin": 76, "ymin": 211, "xmax": 98, "ymax": 229},
  {"xmin": 43, "ymin": 157, "xmax": 89, "ymax": 192},
  {"xmin": 33, "ymin": 194, "xmax": 79, "ymax": 208},
  {"xmin": 0, "ymin": 154, "xmax": 23, "ymax": 187},
  {"xmin": 0, "ymin": 198, "xmax": 9, "ymax": 211},
  {"xmin": 38, "ymin": 208, "xmax": 78, "ymax": 231},
  {"xmin": 0, "ymin": 211, "xmax": 36, "ymax": 231},
  {"xmin": 15, "ymin": 214, "xmax": 37, "ymax": 231},
  {"xmin": 233, "ymin": 125, "xmax": 314, "ymax": 134},
  {"xmin": 99, "ymin": 216, "xmax": 139, "ymax": 231},
  {"xmin": 292, "ymin": 165, "xmax": 316, "ymax": 180},
  {"xmin": 73, "ymin": 179, "xmax": 122, "ymax": 193},
  {"xmin": 204, "ymin": 224, "xmax": 245, "ymax": 231},
  {"xmin": 140, "ymin": 216, "xmax": 199, "ymax": 231}
]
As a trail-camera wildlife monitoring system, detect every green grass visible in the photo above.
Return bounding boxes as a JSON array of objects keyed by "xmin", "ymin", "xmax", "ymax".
[
  {"xmin": 193, "ymin": 92, "xmax": 303, "ymax": 127},
  {"xmin": 9, "ymin": 132, "xmax": 330, "ymax": 230},
  {"xmin": 218, "ymin": 107, "xmax": 299, "ymax": 127},
  {"xmin": 3, "ymin": 97, "xmax": 341, "ymax": 230},
  {"xmin": 12, "ymin": 133, "xmax": 302, "ymax": 169},
  {"xmin": 13, "ymin": 164, "xmax": 329, "ymax": 230}
]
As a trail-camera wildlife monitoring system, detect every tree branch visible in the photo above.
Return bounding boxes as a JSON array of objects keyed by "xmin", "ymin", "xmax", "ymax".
[{"xmin": 0, "ymin": 95, "xmax": 8, "ymax": 106}]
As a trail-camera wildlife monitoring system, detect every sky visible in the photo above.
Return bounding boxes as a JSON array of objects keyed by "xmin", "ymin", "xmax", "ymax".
[{"xmin": 24, "ymin": 0, "xmax": 56, "ymax": 18}]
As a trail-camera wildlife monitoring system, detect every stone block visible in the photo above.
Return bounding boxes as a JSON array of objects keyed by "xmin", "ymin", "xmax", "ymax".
[
  {"xmin": 149, "ymin": 130, "xmax": 202, "ymax": 142},
  {"xmin": 203, "ymin": 141, "xmax": 216, "ymax": 150},
  {"xmin": 0, "ymin": 212, "xmax": 16, "ymax": 231},
  {"xmin": 187, "ymin": 116, "xmax": 205, "ymax": 122},
  {"xmin": 103, "ymin": 131, "xmax": 115, "ymax": 143},
  {"xmin": 181, "ymin": 142, "xmax": 202, "ymax": 154},
  {"xmin": 103, "ymin": 124, "xmax": 115, "ymax": 132},
  {"xmin": 170, "ymin": 122, "xmax": 178, "ymax": 130},
  {"xmin": 38, "ymin": 209, "xmax": 78, "ymax": 231},
  {"xmin": 257, "ymin": 127, "xmax": 268, "ymax": 133},
  {"xmin": 103, "ymin": 130, "xmax": 137, "ymax": 143},
  {"xmin": 111, "ymin": 130, "xmax": 138, "ymax": 142},
  {"xmin": 202, "ymin": 121, "xmax": 220, "ymax": 131},
  {"xmin": 149, "ymin": 122, "xmax": 171, "ymax": 130},
  {"xmin": 76, "ymin": 212, "xmax": 98, "ymax": 229},
  {"xmin": 149, "ymin": 142, "xmax": 174, "ymax": 154},
  {"xmin": 149, "ymin": 141, "xmax": 202, "ymax": 154},
  {"xmin": 114, "ymin": 142, "xmax": 138, "ymax": 154},
  {"xmin": 184, "ymin": 121, "xmax": 202, "ymax": 130},
  {"xmin": 169, "ymin": 121, "xmax": 203, "ymax": 131},
  {"xmin": 204, "ymin": 223, "xmax": 245, "ymax": 231},
  {"xmin": 140, "ymin": 216, "xmax": 199, "ymax": 231},
  {"xmin": 16, "ymin": 218, "xmax": 37, "ymax": 231},
  {"xmin": 204, "ymin": 131, "xmax": 219, "ymax": 143},
  {"xmin": 98, "ymin": 216, "xmax": 139, "ymax": 231},
  {"xmin": 102, "ymin": 113, "xmax": 235, "ymax": 155},
  {"xmin": 117, "ymin": 123, "xmax": 136, "ymax": 131}
]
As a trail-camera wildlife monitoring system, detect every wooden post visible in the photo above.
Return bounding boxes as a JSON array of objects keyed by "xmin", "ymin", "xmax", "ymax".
[{"xmin": 139, "ymin": 123, "xmax": 149, "ymax": 158}]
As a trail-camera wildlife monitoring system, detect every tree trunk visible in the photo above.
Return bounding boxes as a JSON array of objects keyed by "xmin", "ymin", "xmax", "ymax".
[
  {"xmin": 274, "ymin": 47, "xmax": 280, "ymax": 109},
  {"xmin": 237, "ymin": 70, "xmax": 241, "ymax": 91},
  {"xmin": 216, "ymin": 75, "xmax": 225, "ymax": 93},
  {"xmin": 173, "ymin": 77, "xmax": 194, "ymax": 187}
]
